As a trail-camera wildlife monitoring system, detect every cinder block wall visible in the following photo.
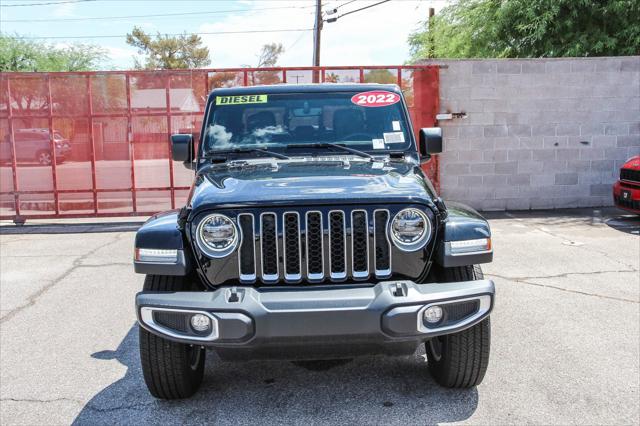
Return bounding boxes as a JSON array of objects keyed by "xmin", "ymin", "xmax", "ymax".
[{"xmin": 420, "ymin": 57, "xmax": 640, "ymax": 211}]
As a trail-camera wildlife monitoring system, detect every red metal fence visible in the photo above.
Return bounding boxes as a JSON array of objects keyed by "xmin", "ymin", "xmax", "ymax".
[{"xmin": 0, "ymin": 65, "xmax": 439, "ymax": 221}]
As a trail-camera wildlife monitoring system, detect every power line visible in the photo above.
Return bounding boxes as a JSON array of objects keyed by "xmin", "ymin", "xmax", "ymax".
[
  {"xmin": 335, "ymin": 0, "xmax": 358, "ymax": 10},
  {"xmin": 18, "ymin": 28, "xmax": 314, "ymax": 40},
  {"xmin": 325, "ymin": 0, "xmax": 391, "ymax": 22},
  {"xmin": 0, "ymin": 0, "xmax": 96, "ymax": 7},
  {"xmin": 2, "ymin": 4, "xmax": 315, "ymax": 22}
]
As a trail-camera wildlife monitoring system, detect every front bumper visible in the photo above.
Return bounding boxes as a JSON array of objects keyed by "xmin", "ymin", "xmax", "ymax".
[
  {"xmin": 136, "ymin": 279, "xmax": 495, "ymax": 357},
  {"xmin": 613, "ymin": 180, "xmax": 640, "ymax": 214}
]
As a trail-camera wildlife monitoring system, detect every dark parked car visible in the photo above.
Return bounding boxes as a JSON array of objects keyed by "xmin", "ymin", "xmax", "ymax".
[
  {"xmin": 0, "ymin": 129, "xmax": 70, "ymax": 166},
  {"xmin": 133, "ymin": 84, "xmax": 495, "ymax": 399}
]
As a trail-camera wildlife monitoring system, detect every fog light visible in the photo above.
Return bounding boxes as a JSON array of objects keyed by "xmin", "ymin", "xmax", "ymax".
[
  {"xmin": 423, "ymin": 305, "xmax": 443, "ymax": 324},
  {"xmin": 190, "ymin": 314, "xmax": 211, "ymax": 332}
]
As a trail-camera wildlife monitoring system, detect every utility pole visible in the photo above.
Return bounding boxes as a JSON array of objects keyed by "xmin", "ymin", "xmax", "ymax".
[
  {"xmin": 312, "ymin": 0, "xmax": 322, "ymax": 82},
  {"xmin": 427, "ymin": 7, "xmax": 435, "ymax": 59}
]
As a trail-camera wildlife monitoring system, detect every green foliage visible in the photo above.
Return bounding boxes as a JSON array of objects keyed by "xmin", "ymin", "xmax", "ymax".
[
  {"xmin": 363, "ymin": 69, "xmax": 397, "ymax": 84},
  {"xmin": 408, "ymin": 0, "xmax": 640, "ymax": 60},
  {"xmin": 255, "ymin": 43, "xmax": 284, "ymax": 68},
  {"xmin": 126, "ymin": 26, "xmax": 211, "ymax": 69},
  {"xmin": 0, "ymin": 34, "xmax": 107, "ymax": 72}
]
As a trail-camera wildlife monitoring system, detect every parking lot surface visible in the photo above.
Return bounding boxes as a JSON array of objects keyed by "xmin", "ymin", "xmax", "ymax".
[{"xmin": 1, "ymin": 209, "xmax": 638, "ymax": 425}]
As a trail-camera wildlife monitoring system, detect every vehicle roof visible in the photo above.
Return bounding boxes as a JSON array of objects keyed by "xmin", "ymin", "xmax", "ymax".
[{"xmin": 208, "ymin": 83, "xmax": 401, "ymax": 98}]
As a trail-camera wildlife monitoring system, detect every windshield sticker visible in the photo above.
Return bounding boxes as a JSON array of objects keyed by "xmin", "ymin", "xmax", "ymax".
[
  {"xmin": 216, "ymin": 94, "xmax": 268, "ymax": 105},
  {"xmin": 372, "ymin": 138, "xmax": 385, "ymax": 149},
  {"xmin": 351, "ymin": 90, "xmax": 400, "ymax": 107},
  {"xmin": 392, "ymin": 120, "xmax": 401, "ymax": 131},
  {"xmin": 383, "ymin": 132, "xmax": 405, "ymax": 144}
]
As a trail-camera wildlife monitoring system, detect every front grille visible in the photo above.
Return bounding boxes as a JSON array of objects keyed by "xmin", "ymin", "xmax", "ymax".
[
  {"xmin": 621, "ymin": 168, "xmax": 640, "ymax": 184},
  {"xmin": 614, "ymin": 195, "xmax": 640, "ymax": 210},
  {"xmin": 237, "ymin": 209, "xmax": 392, "ymax": 284}
]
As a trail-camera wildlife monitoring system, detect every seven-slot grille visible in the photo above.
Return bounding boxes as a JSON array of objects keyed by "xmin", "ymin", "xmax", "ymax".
[
  {"xmin": 237, "ymin": 209, "xmax": 391, "ymax": 284},
  {"xmin": 621, "ymin": 168, "xmax": 640, "ymax": 184}
]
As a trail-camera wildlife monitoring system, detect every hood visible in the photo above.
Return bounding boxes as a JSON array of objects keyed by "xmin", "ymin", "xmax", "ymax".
[
  {"xmin": 188, "ymin": 159, "xmax": 436, "ymax": 214},
  {"xmin": 621, "ymin": 155, "xmax": 640, "ymax": 171}
]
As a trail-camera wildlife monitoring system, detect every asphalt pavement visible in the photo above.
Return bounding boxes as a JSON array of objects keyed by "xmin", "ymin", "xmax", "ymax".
[{"xmin": 0, "ymin": 208, "xmax": 638, "ymax": 425}]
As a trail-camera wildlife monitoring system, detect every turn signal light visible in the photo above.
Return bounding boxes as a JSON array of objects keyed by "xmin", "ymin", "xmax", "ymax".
[
  {"xmin": 450, "ymin": 238, "xmax": 492, "ymax": 255},
  {"xmin": 135, "ymin": 248, "xmax": 178, "ymax": 263}
]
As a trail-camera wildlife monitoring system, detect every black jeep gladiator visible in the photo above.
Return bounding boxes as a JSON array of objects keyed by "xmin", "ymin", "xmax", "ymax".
[{"xmin": 133, "ymin": 84, "xmax": 495, "ymax": 399}]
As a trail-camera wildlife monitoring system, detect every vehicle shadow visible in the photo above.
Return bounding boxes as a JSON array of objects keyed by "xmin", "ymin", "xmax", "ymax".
[
  {"xmin": 605, "ymin": 213, "xmax": 640, "ymax": 235},
  {"xmin": 73, "ymin": 325, "xmax": 479, "ymax": 425}
]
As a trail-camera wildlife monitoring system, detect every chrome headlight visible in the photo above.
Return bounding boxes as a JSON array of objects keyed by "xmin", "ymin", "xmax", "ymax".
[
  {"xmin": 390, "ymin": 208, "xmax": 431, "ymax": 251},
  {"xmin": 196, "ymin": 214, "xmax": 239, "ymax": 258}
]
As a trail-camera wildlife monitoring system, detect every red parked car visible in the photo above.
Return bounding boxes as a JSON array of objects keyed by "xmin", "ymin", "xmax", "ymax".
[{"xmin": 613, "ymin": 155, "xmax": 640, "ymax": 214}]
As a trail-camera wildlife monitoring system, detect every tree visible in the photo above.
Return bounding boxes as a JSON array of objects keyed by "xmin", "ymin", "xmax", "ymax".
[
  {"xmin": 126, "ymin": 26, "xmax": 211, "ymax": 69},
  {"xmin": 363, "ymin": 69, "xmax": 396, "ymax": 84},
  {"xmin": 245, "ymin": 43, "xmax": 285, "ymax": 85},
  {"xmin": 408, "ymin": 0, "xmax": 640, "ymax": 60},
  {"xmin": 255, "ymin": 43, "xmax": 285, "ymax": 68},
  {"xmin": 0, "ymin": 34, "xmax": 107, "ymax": 72}
]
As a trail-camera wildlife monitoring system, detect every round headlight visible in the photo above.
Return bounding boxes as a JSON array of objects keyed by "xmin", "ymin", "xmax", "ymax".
[
  {"xmin": 390, "ymin": 208, "xmax": 431, "ymax": 251},
  {"xmin": 196, "ymin": 214, "xmax": 239, "ymax": 258}
]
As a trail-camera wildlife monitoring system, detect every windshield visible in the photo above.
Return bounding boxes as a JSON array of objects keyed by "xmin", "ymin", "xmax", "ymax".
[{"xmin": 203, "ymin": 91, "xmax": 412, "ymax": 154}]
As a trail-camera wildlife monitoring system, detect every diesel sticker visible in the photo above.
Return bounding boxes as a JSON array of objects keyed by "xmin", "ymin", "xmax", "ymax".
[{"xmin": 216, "ymin": 95, "xmax": 268, "ymax": 105}]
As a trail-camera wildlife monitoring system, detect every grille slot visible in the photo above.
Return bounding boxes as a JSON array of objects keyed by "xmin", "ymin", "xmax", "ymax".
[
  {"xmin": 374, "ymin": 210, "xmax": 391, "ymax": 277},
  {"xmin": 260, "ymin": 213, "xmax": 278, "ymax": 281},
  {"xmin": 306, "ymin": 211, "xmax": 324, "ymax": 280},
  {"xmin": 351, "ymin": 210, "xmax": 369, "ymax": 279},
  {"xmin": 329, "ymin": 211, "xmax": 347, "ymax": 280},
  {"xmin": 283, "ymin": 212, "xmax": 301, "ymax": 281},
  {"xmin": 238, "ymin": 214, "xmax": 255, "ymax": 281},
  {"xmin": 621, "ymin": 168, "xmax": 640, "ymax": 184}
]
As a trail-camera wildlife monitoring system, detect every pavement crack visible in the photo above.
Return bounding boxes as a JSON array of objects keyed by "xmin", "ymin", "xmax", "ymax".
[
  {"xmin": 0, "ymin": 234, "xmax": 127, "ymax": 325},
  {"xmin": 503, "ymin": 213, "xmax": 640, "ymax": 271},
  {"xmin": 84, "ymin": 401, "xmax": 157, "ymax": 413},
  {"xmin": 486, "ymin": 271, "xmax": 639, "ymax": 304},
  {"xmin": 1, "ymin": 397, "xmax": 83, "ymax": 405},
  {"xmin": 78, "ymin": 262, "xmax": 131, "ymax": 268}
]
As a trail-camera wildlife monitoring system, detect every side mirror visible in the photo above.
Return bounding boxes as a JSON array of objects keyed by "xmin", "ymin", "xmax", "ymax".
[
  {"xmin": 419, "ymin": 127, "xmax": 443, "ymax": 158},
  {"xmin": 171, "ymin": 134, "xmax": 193, "ymax": 164}
]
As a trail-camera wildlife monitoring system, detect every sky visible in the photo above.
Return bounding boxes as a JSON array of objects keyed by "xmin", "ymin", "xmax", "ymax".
[{"xmin": 0, "ymin": 0, "xmax": 448, "ymax": 70}]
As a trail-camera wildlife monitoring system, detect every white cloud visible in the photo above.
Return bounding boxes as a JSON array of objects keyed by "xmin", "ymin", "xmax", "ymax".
[{"xmin": 197, "ymin": 0, "xmax": 443, "ymax": 68}]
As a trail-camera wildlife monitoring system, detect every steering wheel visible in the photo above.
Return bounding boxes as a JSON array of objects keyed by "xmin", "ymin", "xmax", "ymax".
[{"xmin": 338, "ymin": 133, "xmax": 371, "ymax": 142}]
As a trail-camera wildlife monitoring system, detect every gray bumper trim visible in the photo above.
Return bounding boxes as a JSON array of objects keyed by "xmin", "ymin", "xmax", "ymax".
[{"xmin": 136, "ymin": 279, "xmax": 495, "ymax": 346}]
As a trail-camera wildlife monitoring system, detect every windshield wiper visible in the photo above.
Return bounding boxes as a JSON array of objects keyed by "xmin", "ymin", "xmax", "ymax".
[
  {"xmin": 203, "ymin": 148, "xmax": 289, "ymax": 160},
  {"xmin": 285, "ymin": 143, "xmax": 373, "ymax": 159}
]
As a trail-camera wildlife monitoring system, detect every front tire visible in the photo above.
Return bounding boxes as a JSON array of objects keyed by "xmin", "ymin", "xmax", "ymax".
[
  {"xmin": 425, "ymin": 265, "xmax": 491, "ymax": 388},
  {"xmin": 139, "ymin": 275, "xmax": 205, "ymax": 399}
]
